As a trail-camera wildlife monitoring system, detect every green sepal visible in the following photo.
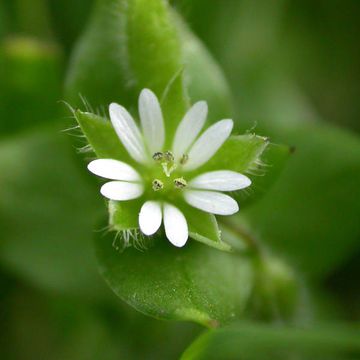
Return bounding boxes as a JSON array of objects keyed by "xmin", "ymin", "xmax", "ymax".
[
  {"xmin": 237, "ymin": 142, "xmax": 292, "ymax": 207},
  {"xmin": 197, "ymin": 134, "xmax": 269, "ymax": 174},
  {"xmin": 179, "ymin": 204, "xmax": 231, "ymax": 252},
  {"xmin": 74, "ymin": 109, "xmax": 133, "ymax": 164},
  {"xmin": 108, "ymin": 200, "xmax": 141, "ymax": 231}
]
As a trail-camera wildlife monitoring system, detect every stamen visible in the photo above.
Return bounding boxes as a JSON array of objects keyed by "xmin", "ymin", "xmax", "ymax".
[
  {"xmin": 152, "ymin": 179, "xmax": 164, "ymax": 191},
  {"xmin": 152, "ymin": 152, "xmax": 163, "ymax": 161},
  {"xmin": 180, "ymin": 154, "xmax": 189, "ymax": 165},
  {"xmin": 174, "ymin": 177, "xmax": 187, "ymax": 189},
  {"xmin": 164, "ymin": 150, "xmax": 174, "ymax": 162}
]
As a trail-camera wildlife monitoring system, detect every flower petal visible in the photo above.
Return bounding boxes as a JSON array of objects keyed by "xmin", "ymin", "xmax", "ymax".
[
  {"xmin": 189, "ymin": 170, "xmax": 251, "ymax": 191},
  {"xmin": 184, "ymin": 190, "xmax": 239, "ymax": 215},
  {"xmin": 109, "ymin": 102, "xmax": 148, "ymax": 164},
  {"xmin": 183, "ymin": 119, "xmax": 233, "ymax": 171},
  {"xmin": 172, "ymin": 101, "xmax": 208, "ymax": 160},
  {"xmin": 139, "ymin": 201, "xmax": 162, "ymax": 236},
  {"xmin": 87, "ymin": 159, "xmax": 141, "ymax": 181},
  {"xmin": 100, "ymin": 181, "xmax": 143, "ymax": 201},
  {"xmin": 139, "ymin": 89, "xmax": 165, "ymax": 154},
  {"xmin": 163, "ymin": 203, "xmax": 188, "ymax": 247}
]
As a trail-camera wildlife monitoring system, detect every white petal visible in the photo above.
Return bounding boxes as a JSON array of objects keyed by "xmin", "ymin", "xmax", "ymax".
[
  {"xmin": 139, "ymin": 201, "xmax": 162, "ymax": 236},
  {"xmin": 87, "ymin": 159, "xmax": 141, "ymax": 181},
  {"xmin": 184, "ymin": 190, "xmax": 239, "ymax": 215},
  {"xmin": 189, "ymin": 170, "xmax": 251, "ymax": 191},
  {"xmin": 163, "ymin": 203, "xmax": 188, "ymax": 247},
  {"xmin": 172, "ymin": 101, "xmax": 208, "ymax": 160},
  {"xmin": 139, "ymin": 89, "xmax": 165, "ymax": 154},
  {"xmin": 183, "ymin": 119, "xmax": 233, "ymax": 171},
  {"xmin": 109, "ymin": 103, "xmax": 148, "ymax": 164},
  {"xmin": 100, "ymin": 181, "xmax": 143, "ymax": 201}
]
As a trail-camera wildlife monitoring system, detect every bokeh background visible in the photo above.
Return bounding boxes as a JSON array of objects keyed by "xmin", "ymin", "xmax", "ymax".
[{"xmin": 1, "ymin": 0, "xmax": 360, "ymax": 359}]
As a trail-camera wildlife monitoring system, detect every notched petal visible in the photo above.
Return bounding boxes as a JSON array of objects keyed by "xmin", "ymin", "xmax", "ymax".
[
  {"xmin": 109, "ymin": 103, "xmax": 148, "ymax": 164},
  {"xmin": 139, "ymin": 89, "xmax": 165, "ymax": 154},
  {"xmin": 183, "ymin": 119, "xmax": 233, "ymax": 171},
  {"xmin": 172, "ymin": 101, "xmax": 208, "ymax": 160},
  {"xmin": 100, "ymin": 181, "xmax": 143, "ymax": 201},
  {"xmin": 163, "ymin": 203, "xmax": 188, "ymax": 247},
  {"xmin": 189, "ymin": 170, "xmax": 251, "ymax": 191},
  {"xmin": 87, "ymin": 159, "xmax": 141, "ymax": 181},
  {"xmin": 184, "ymin": 190, "xmax": 239, "ymax": 215},
  {"xmin": 139, "ymin": 201, "xmax": 162, "ymax": 236}
]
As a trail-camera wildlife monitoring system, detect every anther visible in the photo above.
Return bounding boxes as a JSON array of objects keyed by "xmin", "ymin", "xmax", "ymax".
[
  {"xmin": 152, "ymin": 152, "xmax": 163, "ymax": 161},
  {"xmin": 180, "ymin": 154, "xmax": 189, "ymax": 165},
  {"xmin": 174, "ymin": 177, "xmax": 187, "ymax": 189},
  {"xmin": 152, "ymin": 179, "xmax": 164, "ymax": 191},
  {"xmin": 164, "ymin": 150, "xmax": 174, "ymax": 162}
]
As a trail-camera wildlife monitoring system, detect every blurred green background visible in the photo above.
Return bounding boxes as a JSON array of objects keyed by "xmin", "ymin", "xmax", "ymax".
[{"xmin": 1, "ymin": 0, "xmax": 360, "ymax": 359}]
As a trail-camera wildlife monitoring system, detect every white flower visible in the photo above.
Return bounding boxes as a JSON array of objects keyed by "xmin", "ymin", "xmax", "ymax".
[{"xmin": 87, "ymin": 89, "xmax": 251, "ymax": 247}]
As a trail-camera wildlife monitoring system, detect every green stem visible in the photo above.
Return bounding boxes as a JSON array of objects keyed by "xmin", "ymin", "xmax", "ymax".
[{"xmin": 220, "ymin": 218, "xmax": 263, "ymax": 256}]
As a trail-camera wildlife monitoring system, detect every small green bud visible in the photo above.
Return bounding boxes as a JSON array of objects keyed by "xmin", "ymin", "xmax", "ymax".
[
  {"xmin": 152, "ymin": 152, "xmax": 163, "ymax": 161},
  {"xmin": 174, "ymin": 177, "xmax": 187, "ymax": 189},
  {"xmin": 152, "ymin": 179, "xmax": 164, "ymax": 191}
]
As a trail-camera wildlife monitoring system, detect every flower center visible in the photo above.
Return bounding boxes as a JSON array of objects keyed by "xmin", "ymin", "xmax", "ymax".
[{"xmin": 151, "ymin": 151, "xmax": 188, "ymax": 193}]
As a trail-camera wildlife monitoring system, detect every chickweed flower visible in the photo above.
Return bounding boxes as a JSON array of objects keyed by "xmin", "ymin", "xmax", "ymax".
[{"xmin": 87, "ymin": 89, "xmax": 251, "ymax": 247}]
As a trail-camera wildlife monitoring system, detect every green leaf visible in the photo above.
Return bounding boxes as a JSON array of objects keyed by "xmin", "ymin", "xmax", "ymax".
[
  {"xmin": 0, "ymin": 37, "xmax": 62, "ymax": 136},
  {"xmin": 68, "ymin": 0, "xmax": 192, "ymax": 151},
  {"xmin": 243, "ymin": 123, "xmax": 360, "ymax": 279},
  {"xmin": 160, "ymin": 69, "xmax": 190, "ymax": 147},
  {"xmin": 126, "ymin": 0, "xmax": 182, "ymax": 95},
  {"xmin": 0, "ymin": 128, "xmax": 108, "ymax": 297},
  {"xmin": 65, "ymin": 0, "xmax": 130, "ymax": 108},
  {"xmin": 66, "ymin": 0, "xmax": 183, "ymax": 110},
  {"xmin": 174, "ymin": 13, "xmax": 233, "ymax": 124},
  {"xmin": 3, "ymin": 285, "xmax": 201, "ymax": 360},
  {"xmin": 66, "ymin": 0, "xmax": 233, "ymax": 129},
  {"xmin": 48, "ymin": 0, "xmax": 94, "ymax": 52},
  {"xmin": 95, "ymin": 231, "xmax": 253, "ymax": 326},
  {"xmin": 181, "ymin": 322, "xmax": 360, "ymax": 360}
]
